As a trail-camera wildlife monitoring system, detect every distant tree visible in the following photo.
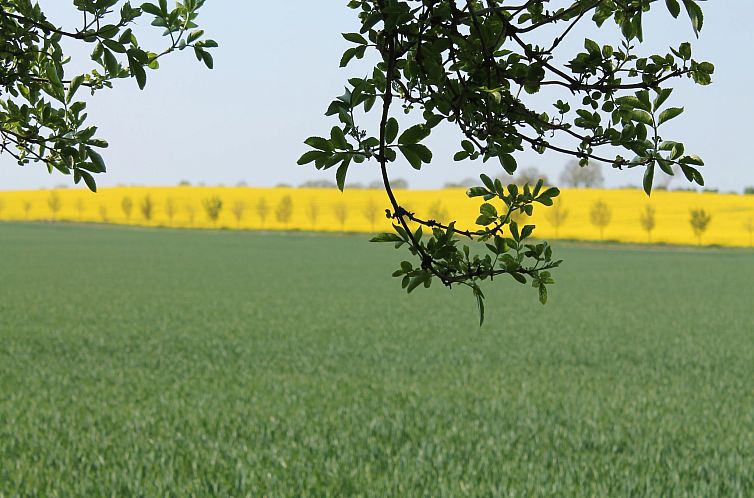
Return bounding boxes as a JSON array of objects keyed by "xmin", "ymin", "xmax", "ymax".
[
  {"xmin": 590, "ymin": 200, "xmax": 612, "ymax": 240},
  {"xmin": 427, "ymin": 200, "xmax": 449, "ymax": 224},
  {"xmin": 75, "ymin": 198, "xmax": 85, "ymax": 219},
  {"xmin": 256, "ymin": 198, "xmax": 270, "ymax": 227},
  {"xmin": 744, "ymin": 217, "xmax": 754, "ymax": 248},
  {"xmin": 300, "ymin": 179, "xmax": 337, "ymax": 189},
  {"xmin": 545, "ymin": 200, "xmax": 569, "ymax": 238},
  {"xmin": 47, "ymin": 191, "xmax": 62, "ymax": 220},
  {"xmin": 140, "ymin": 195, "xmax": 154, "ymax": 222},
  {"xmin": 121, "ymin": 197, "xmax": 134, "ymax": 221},
  {"xmin": 363, "ymin": 197, "xmax": 380, "ymax": 231},
  {"xmin": 333, "ymin": 202, "xmax": 348, "ymax": 232},
  {"xmin": 202, "ymin": 196, "xmax": 223, "ymax": 225},
  {"xmin": 515, "ymin": 167, "xmax": 548, "ymax": 186},
  {"xmin": 179, "ymin": 180, "xmax": 192, "ymax": 187},
  {"xmin": 22, "ymin": 201, "xmax": 32, "ymax": 219},
  {"xmin": 443, "ymin": 178, "xmax": 476, "ymax": 189},
  {"xmin": 231, "ymin": 201, "xmax": 245, "ymax": 228},
  {"xmin": 743, "ymin": 186, "xmax": 754, "ymax": 195},
  {"xmin": 560, "ymin": 160, "xmax": 604, "ymax": 188},
  {"xmin": 307, "ymin": 201, "xmax": 319, "ymax": 229},
  {"xmin": 275, "ymin": 195, "xmax": 293, "ymax": 228},
  {"xmin": 164, "ymin": 198, "xmax": 176, "ymax": 225},
  {"xmin": 98, "ymin": 205, "xmax": 108, "ymax": 222},
  {"xmin": 236, "ymin": 180, "xmax": 248, "ymax": 187},
  {"xmin": 185, "ymin": 204, "xmax": 197, "ymax": 226},
  {"xmin": 639, "ymin": 205, "xmax": 657, "ymax": 243},
  {"xmin": 369, "ymin": 178, "xmax": 408, "ymax": 190},
  {"xmin": 689, "ymin": 209, "xmax": 712, "ymax": 246}
]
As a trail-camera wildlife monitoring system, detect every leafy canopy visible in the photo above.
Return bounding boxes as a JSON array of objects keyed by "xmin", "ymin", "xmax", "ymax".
[
  {"xmin": 0, "ymin": 0, "xmax": 215, "ymax": 191},
  {"xmin": 300, "ymin": 0, "xmax": 713, "ymax": 323}
]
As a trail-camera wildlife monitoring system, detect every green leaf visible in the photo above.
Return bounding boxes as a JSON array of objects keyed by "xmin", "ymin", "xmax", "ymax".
[
  {"xmin": 631, "ymin": 110, "xmax": 653, "ymax": 126},
  {"xmin": 304, "ymin": 136, "xmax": 333, "ymax": 151},
  {"xmin": 297, "ymin": 150, "xmax": 326, "ymax": 165},
  {"xmin": 371, "ymin": 233, "xmax": 403, "ymax": 243},
  {"xmin": 472, "ymin": 285, "xmax": 485, "ymax": 326},
  {"xmin": 653, "ymin": 88, "xmax": 673, "ymax": 111},
  {"xmin": 658, "ymin": 107, "xmax": 684, "ymax": 125},
  {"xmin": 499, "ymin": 153, "xmax": 517, "ymax": 175},
  {"xmin": 141, "ymin": 3, "xmax": 162, "ymax": 16},
  {"xmin": 480, "ymin": 202, "xmax": 498, "ymax": 218},
  {"xmin": 330, "ymin": 126, "xmax": 348, "ymax": 149},
  {"xmin": 129, "ymin": 56, "xmax": 147, "ymax": 89},
  {"xmin": 538, "ymin": 284, "xmax": 548, "ymax": 305},
  {"xmin": 79, "ymin": 170, "xmax": 97, "ymax": 193},
  {"xmin": 643, "ymin": 163, "xmax": 655, "ymax": 196},
  {"xmin": 665, "ymin": 0, "xmax": 681, "ymax": 18},
  {"xmin": 342, "ymin": 32, "xmax": 367, "ymax": 44},
  {"xmin": 88, "ymin": 149, "xmax": 107, "ymax": 173},
  {"xmin": 336, "ymin": 159, "xmax": 350, "ymax": 191},
  {"xmin": 398, "ymin": 124, "xmax": 430, "ymax": 145},
  {"xmin": 103, "ymin": 48, "xmax": 119, "ymax": 75},
  {"xmin": 385, "ymin": 118, "xmax": 399, "ymax": 143},
  {"xmin": 682, "ymin": 0, "xmax": 704, "ymax": 36}
]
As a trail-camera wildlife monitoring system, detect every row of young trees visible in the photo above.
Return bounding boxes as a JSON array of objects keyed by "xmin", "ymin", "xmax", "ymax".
[
  {"xmin": 0, "ymin": 192, "xmax": 390, "ymax": 232},
  {"xmin": 547, "ymin": 200, "xmax": 723, "ymax": 246},
  {"xmin": 1, "ymin": 192, "xmax": 751, "ymax": 246}
]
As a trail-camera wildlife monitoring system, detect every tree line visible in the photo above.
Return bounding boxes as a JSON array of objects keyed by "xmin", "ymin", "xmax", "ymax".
[{"xmin": 1, "ymin": 189, "xmax": 752, "ymax": 247}]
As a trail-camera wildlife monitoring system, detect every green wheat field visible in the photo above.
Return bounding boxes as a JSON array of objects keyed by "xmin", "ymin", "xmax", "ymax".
[{"xmin": 0, "ymin": 223, "xmax": 752, "ymax": 497}]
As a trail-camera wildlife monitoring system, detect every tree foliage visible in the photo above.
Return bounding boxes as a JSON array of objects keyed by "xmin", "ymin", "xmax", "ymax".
[
  {"xmin": 639, "ymin": 204, "xmax": 656, "ymax": 242},
  {"xmin": 590, "ymin": 199, "xmax": 612, "ymax": 240},
  {"xmin": 689, "ymin": 207, "xmax": 710, "ymax": 245},
  {"xmin": 0, "ymin": 0, "xmax": 215, "ymax": 191},
  {"xmin": 300, "ymin": 0, "xmax": 712, "ymax": 323},
  {"xmin": 559, "ymin": 160, "xmax": 604, "ymax": 188}
]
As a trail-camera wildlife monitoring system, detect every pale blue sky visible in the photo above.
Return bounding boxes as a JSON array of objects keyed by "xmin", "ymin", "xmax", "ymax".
[{"xmin": 1, "ymin": 2, "xmax": 752, "ymax": 191}]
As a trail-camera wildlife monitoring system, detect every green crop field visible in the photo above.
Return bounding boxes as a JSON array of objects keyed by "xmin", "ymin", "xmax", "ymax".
[{"xmin": 0, "ymin": 223, "xmax": 752, "ymax": 497}]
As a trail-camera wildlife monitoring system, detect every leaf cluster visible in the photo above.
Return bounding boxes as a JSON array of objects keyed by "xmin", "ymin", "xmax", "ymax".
[
  {"xmin": 299, "ymin": 0, "xmax": 712, "ymax": 323},
  {"xmin": 0, "ymin": 1, "xmax": 216, "ymax": 191}
]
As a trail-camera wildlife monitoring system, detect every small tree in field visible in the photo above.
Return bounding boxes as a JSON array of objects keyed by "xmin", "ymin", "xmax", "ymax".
[
  {"xmin": 275, "ymin": 195, "xmax": 293, "ymax": 228},
  {"xmin": 75, "ymin": 198, "xmax": 85, "ymax": 219},
  {"xmin": 256, "ymin": 198, "xmax": 270, "ymax": 227},
  {"xmin": 48, "ymin": 191, "xmax": 62, "ymax": 220},
  {"xmin": 333, "ymin": 202, "xmax": 348, "ymax": 232},
  {"xmin": 744, "ymin": 217, "xmax": 754, "ymax": 248},
  {"xmin": 165, "ymin": 198, "xmax": 176, "ymax": 225},
  {"xmin": 545, "ymin": 200, "xmax": 569, "ymax": 238},
  {"xmin": 99, "ymin": 205, "xmax": 108, "ymax": 223},
  {"xmin": 140, "ymin": 195, "xmax": 154, "ymax": 223},
  {"xmin": 231, "ymin": 201, "xmax": 245, "ymax": 228},
  {"xmin": 639, "ymin": 205, "xmax": 657, "ymax": 243},
  {"xmin": 590, "ymin": 200, "xmax": 612, "ymax": 241},
  {"xmin": 22, "ymin": 201, "xmax": 32, "ymax": 219},
  {"xmin": 202, "ymin": 196, "xmax": 223, "ymax": 225},
  {"xmin": 121, "ymin": 197, "xmax": 133, "ymax": 221},
  {"xmin": 363, "ymin": 197, "xmax": 380, "ymax": 231},
  {"xmin": 427, "ymin": 200, "xmax": 449, "ymax": 225},
  {"xmin": 308, "ymin": 201, "xmax": 320, "ymax": 229},
  {"xmin": 689, "ymin": 209, "xmax": 711, "ymax": 246},
  {"xmin": 185, "ymin": 204, "xmax": 197, "ymax": 226}
]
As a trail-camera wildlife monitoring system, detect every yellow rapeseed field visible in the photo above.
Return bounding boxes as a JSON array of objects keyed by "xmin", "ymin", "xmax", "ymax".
[{"xmin": 1, "ymin": 186, "xmax": 753, "ymax": 247}]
